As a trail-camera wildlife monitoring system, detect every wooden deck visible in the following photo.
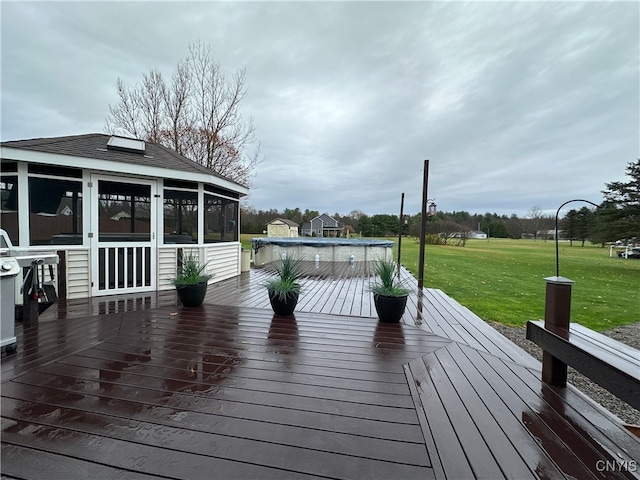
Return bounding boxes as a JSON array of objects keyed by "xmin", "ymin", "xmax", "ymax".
[
  {"xmin": 3, "ymin": 263, "xmax": 639, "ymax": 479},
  {"xmin": 209, "ymin": 263, "xmax": 539, "ymax": 369}
]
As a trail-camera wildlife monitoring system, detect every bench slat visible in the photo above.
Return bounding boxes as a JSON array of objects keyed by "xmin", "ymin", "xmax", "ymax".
[
  {"xmin": 569, "ymin": 323, "xmax": 639, "ymax": 365},
  {"xmin": 526, "ymin": 320, "xmax": 640, "ymax": 410}
]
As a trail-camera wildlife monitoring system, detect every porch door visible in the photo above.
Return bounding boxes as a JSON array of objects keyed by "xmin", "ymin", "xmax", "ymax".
[{"xmin": 91, "ymin": 176, "xmax": 157, "ymax": 296}]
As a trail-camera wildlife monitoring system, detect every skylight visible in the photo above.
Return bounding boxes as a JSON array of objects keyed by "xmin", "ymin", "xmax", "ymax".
[{"xmin": 106, "ymin": 136, "xmax": 146, "ymax": 154}]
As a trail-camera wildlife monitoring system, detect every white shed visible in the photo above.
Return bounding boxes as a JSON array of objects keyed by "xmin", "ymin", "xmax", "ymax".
[{"xmin": 267, "ymin": 218, "xmax": 299, "ymax": 237}]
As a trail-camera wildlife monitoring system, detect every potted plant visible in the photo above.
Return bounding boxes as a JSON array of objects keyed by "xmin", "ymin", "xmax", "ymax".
[
  {"xmin": 171, "ymin": 252, "xmax": 213, "ymax": 307},
  {"xmin": 264, "ymin": 255, "xmax": 303, "ymax": 316},
  {"xmin": 370, "ymin": 259, "xmax": 410, "ymax": 323}
]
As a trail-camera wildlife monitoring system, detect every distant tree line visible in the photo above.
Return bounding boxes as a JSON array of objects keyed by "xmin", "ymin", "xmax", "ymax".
[
  {"xmin": 241, "ymin": 207, "xmax": 552, "ymax": 240},
  {"xmin": 242, "ymin": 159, "xmax": 639, "ymax": 245}
]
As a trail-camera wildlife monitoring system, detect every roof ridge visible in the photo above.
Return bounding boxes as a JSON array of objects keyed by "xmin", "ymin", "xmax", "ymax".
[
  {"xmin": 1, "ymin": 133, "xmax": 108, "ymax": 146},
  {"xmin": 1, "ymin": 133, "xmax": 247, "ymax": 191}
]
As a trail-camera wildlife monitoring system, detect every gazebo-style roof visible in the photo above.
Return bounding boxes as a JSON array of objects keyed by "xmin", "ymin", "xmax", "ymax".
[{"xmin": 1, "ymin": 133, "xmax": 249, "ymax": 196}]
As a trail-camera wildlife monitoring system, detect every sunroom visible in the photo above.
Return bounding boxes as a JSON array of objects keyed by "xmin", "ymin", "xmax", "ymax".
[{"xmin": 0, "ymin": 133, "xmax": 248, "ymax": 300}]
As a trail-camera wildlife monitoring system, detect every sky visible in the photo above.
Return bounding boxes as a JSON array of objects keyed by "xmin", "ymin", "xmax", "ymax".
[{"xmin": 1, "ymin": 1, "xmax": 638, "ymax": 218}]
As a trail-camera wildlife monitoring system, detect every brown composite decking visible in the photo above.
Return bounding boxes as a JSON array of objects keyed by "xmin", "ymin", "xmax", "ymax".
[
  {"xmin": 210, "ymin": 263, "xmax": 539, "ymax": 369},
  {"xmin": 2, "ymin": 264, "xmax": 639, "ymax": 479}
]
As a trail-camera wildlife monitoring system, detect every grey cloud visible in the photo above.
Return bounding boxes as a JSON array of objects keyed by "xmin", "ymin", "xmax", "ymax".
[{"xmin": 2, "ymin": 1, "xmax": 637, "ymax": 217}]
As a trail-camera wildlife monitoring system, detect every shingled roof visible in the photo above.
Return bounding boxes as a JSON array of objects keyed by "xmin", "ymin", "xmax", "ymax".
[
  {"xmin": 269, "ymin": 218, "xmax": 299, "ymax": 227},
  {"xmin": 1, "ymin": 133, "xmax": 247, "ymax": 192}
]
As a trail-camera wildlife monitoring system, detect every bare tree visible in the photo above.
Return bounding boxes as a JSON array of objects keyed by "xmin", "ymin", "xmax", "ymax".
[
  {"xmin": 526, "ymin": 205, "xmax": 551, "ymax": 240},
  {"xmin": 504, "ymin": 214, "xmax": 525, "ymax": 239},
  {"xmin": 106, "ymin": 41, "xmax": 261, "ymax": 187}
]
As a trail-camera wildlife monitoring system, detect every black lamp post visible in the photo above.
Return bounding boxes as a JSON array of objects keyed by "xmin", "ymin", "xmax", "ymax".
[
  {"xmin": 417, "ymin": 161, "xmax": 430, "ymax": 293},
  {"xmin": 397, "ymin": 193, "xmax": 405, "ymax": 277},
  {"xmin": 554, "ymin": 199, "xmax": 599, "ymax": 278},
  {"xmin": 417, "ymin": 161, "xmax": 436, "ymax": 323},
  {"xmin": 539, "ymin": 198, "xmax": 598, "ymax": 387}
]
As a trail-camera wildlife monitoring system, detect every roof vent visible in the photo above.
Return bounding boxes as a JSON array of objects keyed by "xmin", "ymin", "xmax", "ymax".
[{"xmin": 107, "ymin": 136, "xmax": 146, "ymax": 154}]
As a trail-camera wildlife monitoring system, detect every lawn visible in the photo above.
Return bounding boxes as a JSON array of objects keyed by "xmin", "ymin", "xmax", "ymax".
[
  {"xmin": 241, "ymin": 234, "xmax": 639, "ymax": 331},
  {"xmin": 396, "ymin": 237, "xmax": 639, "ymax": 331}
]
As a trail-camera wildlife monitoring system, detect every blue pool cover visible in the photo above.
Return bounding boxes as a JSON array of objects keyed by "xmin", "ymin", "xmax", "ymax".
[{"xmin": 251, "ymin": 237, "xmax": 394, "ymax": 249}]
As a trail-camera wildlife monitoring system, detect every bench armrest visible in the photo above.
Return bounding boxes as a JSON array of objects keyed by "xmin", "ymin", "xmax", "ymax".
[{"xmin": 526, "ymin": 320, "xmax": 640, "ymax": 410}]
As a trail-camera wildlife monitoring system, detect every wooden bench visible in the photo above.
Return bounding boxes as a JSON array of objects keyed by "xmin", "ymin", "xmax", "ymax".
[{"xmin": 526, "ymin": 320, "xmax": 640, "ymax": 411}]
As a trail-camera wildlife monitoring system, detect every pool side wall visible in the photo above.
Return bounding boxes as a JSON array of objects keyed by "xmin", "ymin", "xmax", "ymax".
[{"xmin": 252, "ymin": 241, "xmax": 394, "ymax": 265}]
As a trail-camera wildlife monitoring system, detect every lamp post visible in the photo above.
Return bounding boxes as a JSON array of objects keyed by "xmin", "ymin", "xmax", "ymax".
[
  {"xmin": 397, "ymin": 193, "xmax": 405, "ymax": 277},
  {"xmin": 417, "ymin": 161, "xmax": 430, "ymax": 293},
  {"xmin": 541, "ymin": 198, "xmax": 598, "ymax": 386},
  {"xmin": 428, "ymin": 200, "xmax": 437, "ymax": 218},
  {"xmin": 553, "ymin": 199, "xmax": 599, "ymax": 278},
  {"xmin": 417, "ymin": 161, "xmax": 436, "ymax": 324}
]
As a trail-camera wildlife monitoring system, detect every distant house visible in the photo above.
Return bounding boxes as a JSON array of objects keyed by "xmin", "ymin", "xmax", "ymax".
[
  {"xmin": 301, "ymin": 214, "xmax": 344, "ymax": 237},
  {"xmin": 111, "ymin": 211, "xmax": 131, "ymax": 221},
  {"xmin": 267, "ymin": 218, "xmax": 299, "ymax": 237},
  {"xmin": 468, "ymin": 230, "xmax": 487, "ymax": 239},
  {"xmin": 59, "ymin": 205, "xmax": 73, "ymax": 216},
  {"xmin": 448, "ymin": 231, "xmax": 487, "ymax": 239},
  {"xmin": 538, "ymin": 229, "xmax": 559, "ymax": 240}
]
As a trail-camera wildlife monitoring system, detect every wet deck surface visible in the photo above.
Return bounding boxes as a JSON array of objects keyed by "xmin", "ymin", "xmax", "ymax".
[
  {"xmin": 3, "ymin": 264, "xmax": 639, "ymax": 479},
  {"xmin": 3, "ymin": 305, "xmax": 444, "ymax": 479}
]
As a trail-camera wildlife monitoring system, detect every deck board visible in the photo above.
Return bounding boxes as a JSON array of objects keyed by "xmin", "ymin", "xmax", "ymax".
[
  {"xmin": 3, "ymin": 305, "xmax": 439, "ymax": 479},
  {"xmin": 406, "ymin": 342, "xmax": 640, "ymax": 480},
  {"xmin": 1, "ymin": 443, "xmax": 160, "ymax": 480},
  {"xmin": 4, "ymin": 263, "xmax": 639, "ymax": 479},
  {"xmin": 207, "ymin": 265, "xmax": 540, "ymax": 368}
]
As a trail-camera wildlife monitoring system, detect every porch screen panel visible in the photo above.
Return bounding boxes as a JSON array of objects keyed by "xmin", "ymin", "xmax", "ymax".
[
  {"xmin": 0, "ymin": 175, "xmax": 18, "ymax": 246},
  {"xmin": 163, "ymin": 190, "xmax": 198, "ymax": 244},
  {"xmin": 204, "ymin": 194, "xmax": 238, "ymax": 243},
  {"xmin": 29, "ymin": 177, "xmax": 83, "ymax": 245},
  {"xmin": 98, "ymin": 181, "xmax": 150, "ymax": 242}
]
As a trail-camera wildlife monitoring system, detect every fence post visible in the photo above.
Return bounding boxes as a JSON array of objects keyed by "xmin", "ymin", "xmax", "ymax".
[
  {"xmin": 56, "ymin": 250, "xmax": 67, "ymax": 300},
  {"xmin": 542, "ymin": 276, "xmax": 575, "ymax": 387}
]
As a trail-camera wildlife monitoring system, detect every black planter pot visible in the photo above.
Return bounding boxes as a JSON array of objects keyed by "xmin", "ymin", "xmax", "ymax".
[
  {"xmin": 268, "ymin": 290, "xmax": 299, "ymax": 316},
  {"xmin": 374, "ymin": 293, "xmax": 408, "ymax": 323},
  {"xmin": 176, "ymin": 282, "xmax": 208, "ymax": 307}
]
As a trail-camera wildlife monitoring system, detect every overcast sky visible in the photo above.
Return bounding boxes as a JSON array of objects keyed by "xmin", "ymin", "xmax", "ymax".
[{"xmin": 2, "ymin": 1, "xmax": 638, "ymax": 217}]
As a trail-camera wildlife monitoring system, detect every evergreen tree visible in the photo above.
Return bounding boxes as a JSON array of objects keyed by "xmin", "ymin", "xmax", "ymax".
[
  {"xmin": 561, "ymin": 209, "xmax": 579, "ymax": 244},
  {"xmin": 599, "ymin": 159, "xmax": 640, "ymax": 242},
  {"xmin": 575, "ymin": 207, "xmax": 595, "ymax": 246}
]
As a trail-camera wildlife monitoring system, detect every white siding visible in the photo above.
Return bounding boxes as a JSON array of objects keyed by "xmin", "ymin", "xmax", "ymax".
[
  {"xmin": 204, "ymin": 243, "xmax": 240, "ymax": 282},
  {"xmin": 157, "ymin": 243, "xmax": 240, "ymax": 290},
  {"xmin": 33, "ymin": 244, "xmax": 240, "ymax": 298},
  {"xmin": 157, "ymin": 247, "xmax": 179, "ymax": 291},
  {"xmin": 66, "ymin": 248, "xmax": 91, "ymax": 299}
]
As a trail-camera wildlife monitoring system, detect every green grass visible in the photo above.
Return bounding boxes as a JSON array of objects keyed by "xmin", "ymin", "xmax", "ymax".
[
  {"xmin": 240, "ymin": 234, "xmax": 259, "ymax": 252},
  {"xmin": 396, "ymin": 238, "xmax": 639, "ymax": 331},
  {"xmin": 241, "ymin": 234, "xmax": 639, "ymax": 331}
]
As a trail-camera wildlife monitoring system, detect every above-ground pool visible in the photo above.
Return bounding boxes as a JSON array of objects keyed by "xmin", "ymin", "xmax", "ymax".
[{"xmin": 251, "ymin": 237, "xmax": 394, "ymax": 266}]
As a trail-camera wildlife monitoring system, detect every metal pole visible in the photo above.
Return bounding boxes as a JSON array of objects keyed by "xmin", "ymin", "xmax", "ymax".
[
  {"xmin": 554, "ymin": 199, "xmax": 598, "ymax": 277},
  {"xmin": 397, "ymin": 193, "xmax": 405, "ymax": 278},
  {"xmin": 418, "ymin": 160, "xmax": 429, "ymax": 291},
  {"xmin": 416, "ymin": 160, "xmax": 429, "ymax": 324}
]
